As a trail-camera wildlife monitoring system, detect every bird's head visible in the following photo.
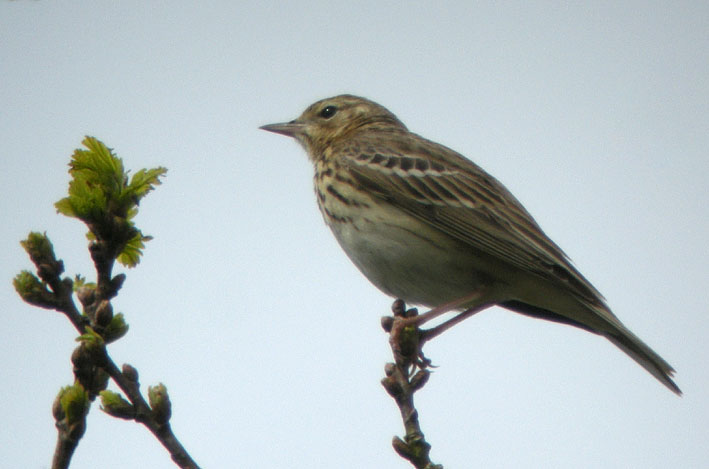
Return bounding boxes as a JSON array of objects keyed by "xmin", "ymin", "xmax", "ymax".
[{"xmin": 260, "ymin": 94, "xmax": 407, "ymax": 158}]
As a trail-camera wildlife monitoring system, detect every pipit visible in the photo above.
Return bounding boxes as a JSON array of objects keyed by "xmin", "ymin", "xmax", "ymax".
[{"xmin": 260, "ymin": 94, "xmax": 680, "ymax": 395}]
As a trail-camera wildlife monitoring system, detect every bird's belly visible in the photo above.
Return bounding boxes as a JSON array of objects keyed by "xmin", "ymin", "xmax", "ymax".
[{"xmin": 323, "ymin": 202, "xmax": 490, "ymax": 308}]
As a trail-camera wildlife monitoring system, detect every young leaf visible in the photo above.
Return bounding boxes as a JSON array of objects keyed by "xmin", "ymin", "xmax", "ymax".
[
  {"xmin": 58, "ymin": 384, "xmax": 90, "ymax": 425},
  {"xmin": 116, "ymin": 232, "xmax": 152, "ymax": 268},
  {"xmin": 103, "ymin": 313, "xmax": 129, "ymax": 343},
  {"xmin": 54, "ymin": 137, "xmax": 166, "ymax": 267},
  {"xmin": 99, "ymin": 390, "xmax": 135, "ymax": 420},
  {"xmin": 124, "ymin": 167, "xmax": 167, "ymax": 206}
]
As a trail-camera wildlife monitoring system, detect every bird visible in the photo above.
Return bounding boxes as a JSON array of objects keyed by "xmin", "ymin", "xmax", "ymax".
[{"xmin": 260, "ymin": 94, "xmax": 680, "ymax": 395}]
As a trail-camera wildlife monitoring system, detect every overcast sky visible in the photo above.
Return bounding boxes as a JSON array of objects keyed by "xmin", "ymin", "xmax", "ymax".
[{"xmin": 2, "ymin": 2, "xmax": 708, "ymax": 468}]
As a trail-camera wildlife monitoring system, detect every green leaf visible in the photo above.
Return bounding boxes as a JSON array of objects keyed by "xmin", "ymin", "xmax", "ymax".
[
  {"xmin": 99, "ymin": 390, "xmax": 135, "ymax": 420},
  {"xmin": 77, "ymin": 327, "xmax": 105, "ymax": 349},
  {"xmin": 13, "ymin": 270, "xmax": 42, "ymax": 294},
  {"xmin": 20, "ymin": 232, "xmax": 55, "ymax": 262},
  {"xmin": 72, "ymin": 275, "xmax": 96, "ymax": 292},
  {"xmin": 56, "ymin": 137, "xmax": 122, "ymax": 221},
  {"xmin": 13, "ymin": 270, "xmax": 50, "ymax": 305},
  {"xmin": 123, "ymin": 166, "xmax": 167, "ymax": 206},
  {"xmin": 116, "ymin": 231, "xmax": 152, "ymax": 267},
  {"xmin": 103, "ymin": 313, "xmax": 129, "ymax": 343},
  {"xmin": 53, "ymin": 136, "xmax": 167, "ymax": 267},
  {"xmin": 148, "ymin": 383, "xmax": 171, "ymax": 425},
  {"xmin": 54, "ymin": 197, "xmax": 76, "ymax": 217},
  {"xmin": 58, "ymin": 384, "xmax": 89, "ymax": 425},
  {"xmin": 69, "ymin": 137, "xmax": 125, "ymax": 200}
]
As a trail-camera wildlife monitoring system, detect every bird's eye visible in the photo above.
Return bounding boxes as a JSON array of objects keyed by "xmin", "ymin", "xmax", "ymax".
[{"xmin": 319, "ymin": 106, "xmax": 337, "ymax": 119}]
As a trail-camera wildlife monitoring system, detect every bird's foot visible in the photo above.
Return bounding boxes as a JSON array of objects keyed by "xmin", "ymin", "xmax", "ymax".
[
  {"xmin": 382, "ymin": 299, "xmax": 434, "ymax": 373},
  {"xmin": 383, "ymin": 296, "xmax": 489, "ymax": 372}
]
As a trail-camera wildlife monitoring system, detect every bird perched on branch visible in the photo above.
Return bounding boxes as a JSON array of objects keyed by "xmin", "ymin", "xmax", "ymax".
[{"xmin": 260, "ymin": 94, "xmax": 680, "ymax": 395}]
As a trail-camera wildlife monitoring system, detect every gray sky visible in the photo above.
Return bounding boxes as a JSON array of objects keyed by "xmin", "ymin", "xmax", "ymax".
[{"xmin": 2, "ymin": 2, "xmax": 707, "ymax": 468}]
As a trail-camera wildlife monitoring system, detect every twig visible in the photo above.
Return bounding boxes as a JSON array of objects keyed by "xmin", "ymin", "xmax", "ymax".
[
  {"xmin": 76, "ymin": 239, "xmax": 200, "ymax": 468},
  {"xmin": 51, "ymin": 391, "xmax": 85, "ymax": 469},
  {"xmin": 14, "ymin": 139, "xmax": 194, "ymax": 468},
  {"xmin": 381, "ymin": 299, "xmax": 442, "ymax": 469},
  {"xmin": 17, "ymin": 233, "xmax": 199, "ymax": 469}
]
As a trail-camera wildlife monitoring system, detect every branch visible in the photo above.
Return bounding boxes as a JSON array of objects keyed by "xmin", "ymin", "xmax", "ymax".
[
  {"xmin": 14, "ymin": 138, "xmax": 197, "ymax": 468},
  {"xmin": 18, "ymin": 233, "xmax": 200, "ymax": 469},
  {"xmin": 101, "ymin": 362, "xmax": 198, "ymax": 469},
  {"xmin": 381, "ymin": 300, "xmax": 442, "ymax": 469}
]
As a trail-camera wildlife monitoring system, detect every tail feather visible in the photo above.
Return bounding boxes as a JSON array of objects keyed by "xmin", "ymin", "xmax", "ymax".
[
  {"xmin": 604, "ymin": 327, "xmax": 681, "ymax": 395},
  {"xmin": 501, "ymin": 300, "xmax": 681, "ymax": 394}
]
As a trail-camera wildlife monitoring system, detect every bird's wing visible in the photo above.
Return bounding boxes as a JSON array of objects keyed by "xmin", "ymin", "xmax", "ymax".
[
  {"xmin": 337, "ymin": 134, "xmax": 682, "ymax": 395},
  {"xmin": 339, "ymin": 135, "xmax": 612, "ymax": 314}
]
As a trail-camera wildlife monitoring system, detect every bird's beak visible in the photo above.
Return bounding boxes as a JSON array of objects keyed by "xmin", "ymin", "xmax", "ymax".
[{"xmin": 259, "ymin": 120, "xmax": 306, "ymax": 138}]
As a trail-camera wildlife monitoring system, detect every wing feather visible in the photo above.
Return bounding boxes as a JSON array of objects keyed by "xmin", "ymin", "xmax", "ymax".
[{"xmin": 338, "ymin": 134, "xmax": 610, "ymax": 311}]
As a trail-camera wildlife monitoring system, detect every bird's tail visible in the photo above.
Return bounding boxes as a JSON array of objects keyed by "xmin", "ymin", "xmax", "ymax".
[
  {"xmin": 502, "ymin": 299, "xmax": 680, "ymax": 394},
  {"xmin": 603, "ymin": 323, "xmax": 681, "ymax": 395}
]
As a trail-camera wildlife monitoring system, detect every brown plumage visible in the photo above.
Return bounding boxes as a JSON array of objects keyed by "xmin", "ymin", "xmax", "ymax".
[{"xmin": 261, "ymin": 94, "xmax": 680, "ymax": 395}]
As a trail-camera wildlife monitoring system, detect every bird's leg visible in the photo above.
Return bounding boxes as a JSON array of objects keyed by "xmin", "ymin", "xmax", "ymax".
[
  {"xmin": 406, "ymin": 290, "xmax": 489, "ymax": 328},
  {"xmin": 382, "ymin": 290, "xmax": 488, "ymax": 370},
  {"xmin": 419, "ymin": 304, "xmax": 489, "ymax": 343},
  {"xmin": 385, "ymin": 290, "xmax": 491, "ymax": 370}
]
